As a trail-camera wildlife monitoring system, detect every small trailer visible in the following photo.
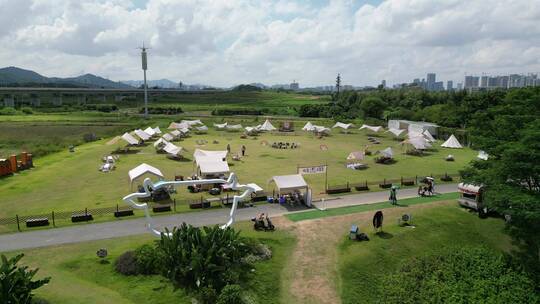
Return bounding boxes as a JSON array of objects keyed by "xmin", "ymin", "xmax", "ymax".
[{"xmin": 457, "ymin": 183, "xmax": 487, "ymax": 217}]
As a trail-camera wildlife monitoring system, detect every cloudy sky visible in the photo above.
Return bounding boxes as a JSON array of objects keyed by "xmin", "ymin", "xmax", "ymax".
[{"xmin": 1, "ymin": 0, "xmax": 539, "ymax": 87}]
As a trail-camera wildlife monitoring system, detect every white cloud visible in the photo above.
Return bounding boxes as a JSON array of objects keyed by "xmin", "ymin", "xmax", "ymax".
[{"xmin": 0, "ymin": 0, "xmax": 539, "ymax": 87}]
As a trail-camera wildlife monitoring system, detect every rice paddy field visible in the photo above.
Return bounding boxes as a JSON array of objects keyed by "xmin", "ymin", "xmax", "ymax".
[{"xmin": 0, "ymin": 117, "xmax": 475, "ymax": 225}]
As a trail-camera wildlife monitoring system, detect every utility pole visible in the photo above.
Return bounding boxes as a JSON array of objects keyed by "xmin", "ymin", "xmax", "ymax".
[
  {"xmin": 139, "ymin": 43, "xmax": 149, "ymax": 119},
  {"xmin": 336, "ymin": 73, "xmax": 341, "ymax": 95}
]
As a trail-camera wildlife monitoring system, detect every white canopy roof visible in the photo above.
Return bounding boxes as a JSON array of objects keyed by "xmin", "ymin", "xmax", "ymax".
[
  {"xmin": 258, "ymin": 119, "xmax": 276, "ymax": 131},
  {"xmin": 170, "ymin": 130, "xmax": 181, "ymax": 137},
  {"xmin": 226, "ymin": 124, "xmax": 243, "ymax": 130},
  {"xmin": 477, "ymin": 150, "xmax": 489, "ymax": 160},
  {"xmin": 128, "ymin": 163, "xmax": 163, "ymax": 185},
  {"xmin": 143, "ymin": 127, "xmax": 156, "ymax": 136},
  {"xmin": 168, "ymin": 122, "xmax": 190, "ymax": 130},
  {"xmin": 214, "ymin": 122, "xmax": 228, "ymax": 129},
  {"xmin": 380, "ymin": 147, "xmax": 393, "ymax": 158},
  {"xmin": 302, "ymin": 122, "xmax": 314, "ymax": 131},
  {"xmin": 402, "ymin": 137, "xmax": 431, "ymax": 150},
  {"xmin": 272, "ymin": 174, "xmax": 308, "ymax": 193},
  {"xmin": 154, "ymin": 126, "xmax": 162, "ymax": 134},
  {"xmin": 441, "ymin": 134, "xmax": 463, "ymax": 149},
  {"xmin": 333, "ymin": 122, "xmax": 354, "ymax": 129},
  {"xmin": 360, "ymin": 124, "xmax": 383, "ymax": 132},
  {"xmin": 181, "ymin": 119, "xmax": 203, "ymax": 126},
  {"xmin": 153, "ymin": 137, "xmax": 169, "ymax": 148},
  {"xmin": 198, "ymin": 160, "xmax": 229, "ymax": 175},
  {"xmin": 134, "ymin": 129, "xmax": 151, "ymax": 141},
  {"xmin": 162, "ymin": 133, "xmax": 174, "ymax": 141},
  {"xmin": 423, "ymin": 129, "xmax": 436, "ymax": 142},
  {"xmin": 195, "ymin": 125, "xmax": 208, "ymax": 132},
  {"xmin": 245, "ymin": 126, "xmax": 258, "ymax": 133},
  {"xmin": 121, "ymin": 132, "xmax": 140, "ymax": 145},
  {"xmin": 386, "ymin": 128, "xmax": 406, "ymax": 137},
  {"xmin": 347, "ymin": 151, "xmax": 365, "ymax": 161},
  {"xmin": 163, "ymin": 142, "xmax": 183, "ymax": 156},
  {"xmin": 193, "ymin": 149, "xmax": 228, "ymax": 165},
  {"xmin": 312, "ymin": 125, "xmax": 331, "ymax": 133},
  {"xmin": 246, "ymin": 183, "xmax": 264, "ymax": 193}
]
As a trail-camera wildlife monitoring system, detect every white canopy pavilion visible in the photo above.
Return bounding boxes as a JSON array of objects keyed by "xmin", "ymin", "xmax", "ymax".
[
  {"xmin": 214, "ymin": 122, "xmax": 228, "ymax": 129},
  {"xmin": 302, "ymin": 122, "xmax": 314, "ymax": 131},
  {"xmin": 226, "ymin": 124, "xmax": 243, "ymax": 131},
  {"xmin": 386, "ymin": 128, "xmax": 406, "ymax": 137},
  {"xmin": 195, "ymin": 125, "xmax": 208, "ymax": 133},
  {"xmin": 121, "ymin": 132, "xmax": 140, "ymax": 146},
  {"xmin": 181, "ymin": 119, "xmax": 203, "ymax": 127},
  {"xmin": 134, "ymin": 129, "xmax": 151, "ymax": 141},
  {"xmin": 162, "ymin": 133, "xmax": 174, "ymax": 141},
  {"xmin": 128, "ymin": 163, "xmax": 164, "ymax": 189},
  {"xmin": 359, "ymin": 124, "xmax": 383, "ymax": 132},
  {"xmin": 333, "ymin": 122, "xmax": 354, "ymax": 129},
  {"xmin": 379, "ymin": 147, "xmax": 394, "ymax": 158},
  {"xmin": 168, "ymin": 122, "xmax": 190, "ymax": 130},
  {"xmin": 143, "ymin": 127, "xmax": 157, "ymax": 137}
]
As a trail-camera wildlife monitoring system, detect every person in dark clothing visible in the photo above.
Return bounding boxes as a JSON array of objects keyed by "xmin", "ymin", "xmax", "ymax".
[
  {"xmin": 241, "ymin": 145, "xmax": 246, "ymax": 156},
  {"xmin": 389, "ymin": 187, "xmax": 398, "ymax": 205}
]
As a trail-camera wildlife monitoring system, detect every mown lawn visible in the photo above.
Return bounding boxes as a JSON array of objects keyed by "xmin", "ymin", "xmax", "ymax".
[
  {"xmin": 337, "ymin": 203, "xmax": 512, "ymax": 304},
  {"xmin": 4, "ymin": 221, "xmax": 296, "ymax": 304},
  {"xmin": 0, "ymin": 119, "xmax": 475, "ymax": 223}
]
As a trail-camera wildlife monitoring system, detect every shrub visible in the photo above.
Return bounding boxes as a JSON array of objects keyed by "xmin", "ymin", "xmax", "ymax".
[
  {"xmin": 134, "ymin": 244, "xmax": 162, "ymax": 275},
  {"xmin": 21, "ymin": 107, "xmax": 33, "ymax": 114},
  {"xmin": 381, "ymin": 247, "xmax": 538, "ymax": 304},
  {"xmin": 197, "ymin": 286, "xmax": 218, "ymax": 304},
  {"xmin": 0, "ymin": 254, "xmax": 50, "ymax": 304},
  {"xmin": 0, "ymin": 107, "xmax": 19, "ymax": 115},
  {"xmin": 157, "ymin": 224, "xmax": 251, "ymax": 291},
  {"xmin": 115, "ymin": 251, "xmax": 138, "ymax": 276},
  {"xmin": 217, "ymin": 284, "xmax": 244, "ymax": 304},
  {"xmin": 211, "ymin": 108, "xmax": 264, "ymax": 116}
]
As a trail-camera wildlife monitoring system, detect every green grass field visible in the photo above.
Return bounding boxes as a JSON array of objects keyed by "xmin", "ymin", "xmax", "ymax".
[
  {"xmin": 337, "ymin": 203, "xmax": 512, "ymax": 304},
  {"xmin": 0, "ymin": 119, "xmax": 475, "ymax": 227},
  {"xmin": 0, "ymin": 120, "xmax": 475, "ymax": 219},
  {"xmin": 4, "ymin": 221, "xmax": 296, "ymax": 304}
]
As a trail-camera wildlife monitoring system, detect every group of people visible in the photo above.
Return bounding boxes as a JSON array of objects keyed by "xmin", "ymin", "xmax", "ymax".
[
  {"xmin": 418, "ymin": 178, "xmax": 435, "ymax": 196},
  {"xmin": 271, "ymin": 142, "xmax": 299, "ymax": 149},
  {"xmin": 226, "ymin": 144, "xmax": 247, "ymax": 156},
  {"xmin": 252, "ymin": 212, "xmax": 275, "ymax": 231}
]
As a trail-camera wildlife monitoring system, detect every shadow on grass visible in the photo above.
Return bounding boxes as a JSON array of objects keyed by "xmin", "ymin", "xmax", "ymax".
[{"xmin": 375, "ymin": 231, "xmax": 394, "ymax": 239}]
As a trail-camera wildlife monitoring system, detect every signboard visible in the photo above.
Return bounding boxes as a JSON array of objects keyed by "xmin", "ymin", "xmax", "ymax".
[{"xmin": 298, "ymin": 165, "xmax": 327, "ymax": 175}]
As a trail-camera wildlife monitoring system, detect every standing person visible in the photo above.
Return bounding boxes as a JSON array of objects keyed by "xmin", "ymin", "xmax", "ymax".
[
  {"xmin": 226, "ymin": 143, "xmax": 231, "ymax": 154},
  {"xmin": 241, "ymin": 145, "xmax": 246, "ymax": 156},
  {"xmin": 389, "ymin": 186, "xmax": 398, "ymax": 205}
]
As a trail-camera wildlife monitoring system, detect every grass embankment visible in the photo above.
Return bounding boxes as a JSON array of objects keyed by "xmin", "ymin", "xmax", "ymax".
[
  {"xmin": 337, "ymin": 203, "xmax": 511, "ymax": 304},
  {"xmin": 0, "ymin": 120, "xmax": 474, "ymax": 223},
  {"xmin": 5, "ymin": 221, "xmax": 296, "ymax": 304},
  {"xmin": 286, "ymin": 192, "xmax": 459, "ymax": 222}
]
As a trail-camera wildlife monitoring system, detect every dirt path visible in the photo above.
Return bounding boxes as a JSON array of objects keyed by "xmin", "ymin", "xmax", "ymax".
[{"xmin": 279, "ymin": 201, "xmax": 453, "ymax": 304}]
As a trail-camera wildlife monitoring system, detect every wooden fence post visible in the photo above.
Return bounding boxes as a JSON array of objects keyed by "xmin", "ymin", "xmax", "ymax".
[
  {"xmin": 16, "ymin": 214, "xmax": 20, "ymax": 232},
  {"xmin": 173, "ymin": 199, "xmax": 177, "ymax": 212},
  {"xmin": 52, "ymin": 211, "xmax": 55, "ymax": 227}
]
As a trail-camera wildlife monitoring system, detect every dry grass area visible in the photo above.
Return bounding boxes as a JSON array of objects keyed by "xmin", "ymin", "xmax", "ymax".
[{"xmin": 278, "ymin": 200, "xmax": 458, "ymax": 304}]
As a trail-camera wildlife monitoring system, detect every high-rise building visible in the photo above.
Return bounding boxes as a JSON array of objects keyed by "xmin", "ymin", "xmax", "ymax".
[
  {"xmin": 498, "ymin": 76, "xmax": 509, "ymax": 88},
  {"xmin": 290, "ymin": 81, "xmax": 299, "ymax": 90},
  {"xmin": 465, "ymin": 76, "xmax": 480, "ymax": 90},
  {"xmin": 480, "ymin": 76, "xmax": 488, "ymax": 88},
  {"xmin": 457, "ymin": 83, "xmax": 463, "ymax": 90},
  {"xmin": 426, "ymin": 73, "xmax": 436, "ymax": 91},
  {"xmin": 381, "ymin": 80, "xmax": 386, "ymax": 88},
  {"xmin": 447, "ymin": 80, "xmax": 453, "ymax": 91}
]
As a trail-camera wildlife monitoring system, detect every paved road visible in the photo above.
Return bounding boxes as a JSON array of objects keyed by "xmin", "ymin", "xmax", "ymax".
[{"xmin": 0, "ymin": 184, "xmax": 457, "ymax": 252}]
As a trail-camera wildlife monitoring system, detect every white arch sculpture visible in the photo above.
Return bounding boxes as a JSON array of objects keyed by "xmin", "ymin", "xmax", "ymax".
[{"xmin": 122, "ymin": 172, "xmax": 256, "ymax": 237}]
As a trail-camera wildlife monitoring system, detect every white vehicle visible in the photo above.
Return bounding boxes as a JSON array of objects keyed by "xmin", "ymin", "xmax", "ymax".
[{"xmin": 457, "ymin": 183, "xmax": 487, "ymax": 216}]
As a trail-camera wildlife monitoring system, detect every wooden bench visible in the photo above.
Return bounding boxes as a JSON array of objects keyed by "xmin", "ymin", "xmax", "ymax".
[
  {"xmin": 26, "ymin": 218, "xmax": 49, "ymax": 227},
  {"xmin": 379, "ymin": 183, "xmax": 392, "ymax": 189},
  {"xmin": 152, "ymin": 205, "xmax": 172, "ymax": 213},
  {"xmin": 326, "ymin": 184, "xmax": 351, "ymax": 194},
  {"xmin": 352, "ymin": 183, "xmax": 369, "ymax": 191},
  {"xmin": 189, "ymin": 201, "xmax": 211, "ymax": 209},
  {"xmin": 401, "ymin": 180, "xmax": 415, "ymax": 186},
  {"xmin": 114, "ymin": 210, "xmax": 134, "ymax": 217},
  {"xmin": 71, "ymin": 213, "xmax": 93, "ymax": 222}
]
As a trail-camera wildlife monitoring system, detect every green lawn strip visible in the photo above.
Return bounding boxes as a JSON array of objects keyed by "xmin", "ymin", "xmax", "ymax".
[
  {"xmin": 286, "ymin": 192, "xmax": 460, "ymax": 222},
  {"xmin": 336, "ymin": 203, "xmax": 512, "ymax": 304},
  {"xmin": 6, "ymin": 221, "xmax": 296, "ymax": 304}
]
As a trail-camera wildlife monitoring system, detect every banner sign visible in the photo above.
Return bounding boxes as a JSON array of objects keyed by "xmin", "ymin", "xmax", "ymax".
[{"xmin": 298, "ymin": 165, "xmax": 327, "ymax": 175}]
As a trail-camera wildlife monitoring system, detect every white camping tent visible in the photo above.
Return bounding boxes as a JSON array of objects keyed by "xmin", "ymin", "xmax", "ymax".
[
  {"xmin": 379, "ymin": 147, "xmax": 393, "ymax": 158},
  {"xmin": 302, "ymin": 122, "xmax": 314, "ymax": 131},
  {"xmin": 423, "ymin": 130, "xmax": 436, "ymax": 142},
  {"xmin": 134, "ymin": 129, "xmax": 151, "ymax": 141},
  {"xmin": 163, "ymin": 142, "xmax": 183, "ymax": 157},
  {"xmin": 168, "ymin": 122, "xmax": 190, "ymax": 130},
  {"xmin": 170, "ymin": 130, "xmax": 182, "ymax": 138},
  {"xmin": 347, "ymin": 151, "xmax": 365, "ymax": 161},
  {"xmin": 245, "ymin": 126, "xmax": 258, "ymax": 134},
  {"xmin": 162, "ymin": 133, "xmax": 174, "ymax": 141},
  {"xmin": 153, "ymin": 137, "xmax": 169, "ymax": 149},
  {"xmin": 143, "ymin": 127, "xmax": 156, "ymax": 137},
  {"xmin": 360, "ymin": 124, "xmax": 383, "ymax": 132},
  {"xmin": 181, "ymin": 119, "xmax": 203, "ymax": 127},
  {"xmin": 154, "ymin": 127, "xmax": 162, "ymax": 134},
  {"xmin": 214, "ymin": 122, "xmax": 228, "ymax": 129},
  {"xmin": 312, "ymin": 125, "xmax": 331, "ymax": 134},
  {"xmin": 195, "ymin": 125, "xmax": 208, "ymax": 133},
  {"xmin": 121, "ymin": 132, "xmax": 140, "ymax": 145},
  {"xmin": 477, "ymin": 150, "xmax": 489, "ymax": 160},
  {"xmin": 193, "ymin": 149, "xmax": 228, "ymax": 163},
  {"xmin": 226, "ymin": 124, "xmax": 243, "ymax": 131},
  {"xmin": 128, "ymin": 163, "xmax": 164, "ymax": 188},
  {"xmin": 441, "ymin": 134, "xmax": 463, "ymax": 149},
  {"xmin": 198, "ymin": 159, "xmax": 229, "ymax": 176},
  {"xmin": 333, "ymin": 122, "xmax": 354, "ymax": 129},
  {"xmin": 271, "ymin": 174, "xmax": 308, "ymax": 194},
  {"xmin": 257, "ymin": 119, "xmax": 276, "ymax": 131},
  {"xmin": 402, "ymin": 137, "xmax": 431, "ymax": 150},
  {"xmin": 386, "ymin": 128, "xmax": 406, "ymax": 137}
]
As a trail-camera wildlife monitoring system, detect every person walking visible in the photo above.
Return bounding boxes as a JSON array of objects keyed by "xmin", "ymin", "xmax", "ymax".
[
  {"xmin": 389, "ymin": 186, "xmax": 398, "ymax": 205},
  {"xmin": 241, "ymin": 145, "xmax": 246, "ymax": 156},
  {"xmin": 226, "ymin": 143, "xmax": 231, "ymax": 154}
]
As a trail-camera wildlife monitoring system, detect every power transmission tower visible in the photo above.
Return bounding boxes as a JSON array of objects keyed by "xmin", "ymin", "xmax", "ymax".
[{"xmin": 139, "ymin": 43, "xmax": 150, "ymax": 119}]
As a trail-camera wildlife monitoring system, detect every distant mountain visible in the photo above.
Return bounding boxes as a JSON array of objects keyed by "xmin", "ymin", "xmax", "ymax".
[
  {"xmin": 121, "ymin": 79, "xmax": 179, "ymax": 89},
  {"xmin": 0, "ymin": 66, "xmax": 133, "ymax": 89}
]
